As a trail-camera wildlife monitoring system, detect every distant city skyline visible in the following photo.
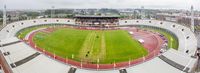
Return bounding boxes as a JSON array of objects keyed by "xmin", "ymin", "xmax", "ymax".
[{"xmin": 0, "ymin": 0, "xmax": 200, "ymax": 10}]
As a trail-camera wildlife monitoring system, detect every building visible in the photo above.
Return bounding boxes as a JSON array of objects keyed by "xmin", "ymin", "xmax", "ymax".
[
  {"xmin": 74, "ymin": 15, "xmax": 120, "ymax": 27},
  {"xmin": 119, "ymin": 10, "xmax": 139, "ymax": 19},
  {"xmin": 155, "ymin": 13, "xmax": 184, "ymax": 22},
  {"xmin": 156, "ymin": 13, "xmax": 200, "ymax": 26}
]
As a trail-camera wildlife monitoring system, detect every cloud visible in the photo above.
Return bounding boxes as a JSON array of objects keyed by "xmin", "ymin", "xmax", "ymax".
[{"xmin": 2, "ymin": 0, "xmax": 200, "ymax": 10}]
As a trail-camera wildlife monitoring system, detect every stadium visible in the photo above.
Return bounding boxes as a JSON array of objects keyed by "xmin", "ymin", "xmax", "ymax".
[{"xmin": 0, "ymin": 14, "xmax": 198, "ymax": 73}]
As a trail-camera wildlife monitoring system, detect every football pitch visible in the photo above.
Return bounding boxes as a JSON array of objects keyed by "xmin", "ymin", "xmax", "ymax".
[{"xmin": 33, "ymin": 28, "xmax": 148, "ymax": 64}]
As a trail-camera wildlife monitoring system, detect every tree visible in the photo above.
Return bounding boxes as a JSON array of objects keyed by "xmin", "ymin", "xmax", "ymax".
[
  {"xmin": 137, "ymin": 15, "xmax": 142, "ymax": 19},
  {"xmin": 99, "ymin": 8, "xmax": 119, "ymax": 15},
  {"xmin": 146, "ymin": 14, "xmax": 151, "ymax": 19},
  {"xmin": 25, "ymin": 12, "xmax": 40, "ymax": 18},
  {"xmin": 7, "ymin": 15, "xmax": 11, "ymax": 21},
  {"xmin": 0, "ymin": 15, "xmax": 2, "ymax": 18},
  {"xmin": 0, "ymin": 11, "xmax": 3, "ymax": 18},
  {"xmin": 44, "ymin": 10, "xmax": 51, "ymax": 15}
]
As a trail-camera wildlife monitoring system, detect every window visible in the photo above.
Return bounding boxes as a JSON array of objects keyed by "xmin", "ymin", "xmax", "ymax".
[
  {"xmin": 56, "ymin": 20, "xmax": 59, "ymax": 22},
  {"xmin": 136, "ymin": 21, "xmax": 139, "ymax": 23},
  {"xmin": 67, "ymin": 20, "xmax": 70, "ymax": 22},
  {"xmin": 21, "ymin": 23, "xmax": 24, "ymax": 25},
  {"xmin": 33, "ymin": 21, "xmax": 36, "ymax": 23},
  {"xmin": 44, "ymin": 20, "xmax": 47, "ymax": 22}
]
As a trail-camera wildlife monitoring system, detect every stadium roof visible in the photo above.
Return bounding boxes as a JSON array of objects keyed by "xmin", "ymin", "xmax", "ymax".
[{"xmin": 74, "ymin": 15, "xmax": 120, "ymax": 18}]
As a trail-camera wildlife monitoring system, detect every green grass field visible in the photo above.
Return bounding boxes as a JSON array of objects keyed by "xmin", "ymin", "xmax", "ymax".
[
  {"xmin": 154, "ymin": 30, "xmax": 179, "ymax": 49},
  {"xmin": 195, "ymin": 25, "xmax": 200, "ymax": 31},
  {"xmin": 16, "ymin": 26, "xmax": 47, "ymax": 39},
  {"xmin": 17, "ymin": 25, "xmax": 178, "ymax": 64},
  {"xmin": 33, "ymin": 28, "xmax": 148, "ymax": 64}
]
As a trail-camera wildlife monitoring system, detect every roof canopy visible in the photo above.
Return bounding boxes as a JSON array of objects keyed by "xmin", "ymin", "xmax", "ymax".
[{"xmin": 74, "ymin": 15, "xmax": 120, "ymax": 18}]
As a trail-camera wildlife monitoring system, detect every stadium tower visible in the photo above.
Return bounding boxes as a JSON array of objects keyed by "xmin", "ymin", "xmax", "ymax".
[{"xmin": 191, "ymin": 5, "xmax": 195, "ymax": 32}]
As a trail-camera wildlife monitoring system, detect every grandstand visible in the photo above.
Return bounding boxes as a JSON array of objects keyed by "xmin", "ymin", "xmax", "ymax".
[
  {"xmin": 0, "ymin": 18, "xmax": 198, "ymax": 73},
  {"xmin": 74, "ymin": 15, "xmax": 119, "ymax": 27}
]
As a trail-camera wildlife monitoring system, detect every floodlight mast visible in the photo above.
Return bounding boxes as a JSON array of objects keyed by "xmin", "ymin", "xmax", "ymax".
[
  {"xmin": 140, "ymin": 6, "xmax": 145, "ymax": 19},
  {"xmin": 191, "ymin": 5, "xmax": 195, "ymax": 32},
  {"xmin": 3, "ymin": 4, "xmax": 7, "ymax": 27},
  {"xmin": 51, "ymin": 6, "xmax": 55, "ymax": 27},
  {"xmin": 51, "ymin": 6, "xmax": 55, "ymax": 18}
]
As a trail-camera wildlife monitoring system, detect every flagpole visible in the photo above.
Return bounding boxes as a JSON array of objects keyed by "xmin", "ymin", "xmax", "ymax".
[
  {"xmin": 66, "ymin": 56, "xmax": 68, "ymax": 64},
  {"xmin": 81, "ymin": 59, "xmax": 83, "ymax": 69},
  {"xmin": 97, "ymin": 58, "xmax": 99, "ymax": 70},
  {"xmin": 129, "ymin": 58, "xmax": 131, "ymax": 67}
]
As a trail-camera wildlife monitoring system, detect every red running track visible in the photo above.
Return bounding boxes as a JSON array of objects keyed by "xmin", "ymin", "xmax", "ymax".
[{"xmin": 26, "ymin": 27, "xmax": 164, "ymax": 70}]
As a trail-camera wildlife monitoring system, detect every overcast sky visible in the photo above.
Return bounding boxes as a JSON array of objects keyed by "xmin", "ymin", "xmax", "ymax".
[{"xmin": 0, "ymin": 0, "xmax": 200, "ymax": 10}]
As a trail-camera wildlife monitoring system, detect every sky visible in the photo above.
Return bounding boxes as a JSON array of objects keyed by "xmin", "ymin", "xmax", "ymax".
[{"xmin": 0, "ymin": 0, "xmax": 200, "ymax": 10}]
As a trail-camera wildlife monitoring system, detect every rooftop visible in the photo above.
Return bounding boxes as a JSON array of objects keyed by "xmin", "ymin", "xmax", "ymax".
[{"xmin": 74, "ymin": 15, "xmax": 120, "ymax": 18}]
